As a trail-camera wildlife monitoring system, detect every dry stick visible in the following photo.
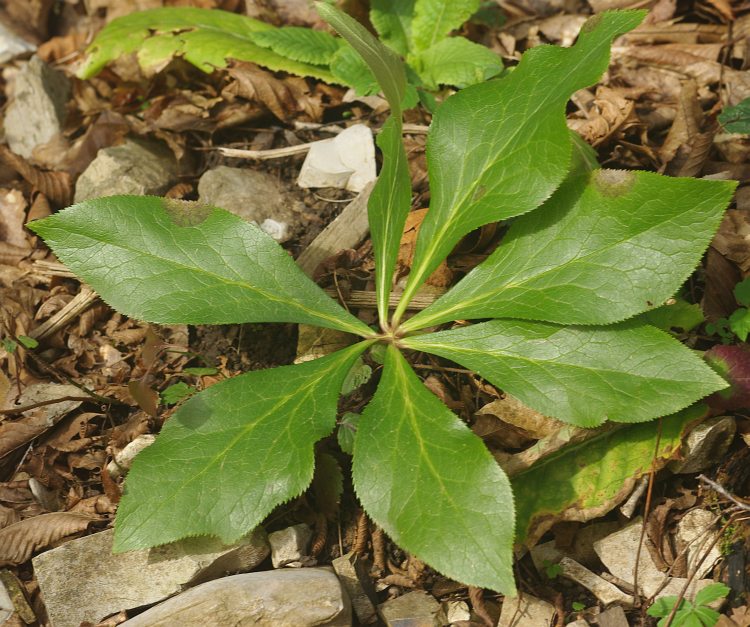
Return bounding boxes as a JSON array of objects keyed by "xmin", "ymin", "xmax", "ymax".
[
  {"xmin": 633, "ymin": 417, "xmax": 664, "ymax": 609},
  {"xmin": 0, "ymin": 395, "xmax": 97, "ymax": 415},
  {"xmin": 698, "ymin": 474, "xmax": 750, "ymax": 513}
]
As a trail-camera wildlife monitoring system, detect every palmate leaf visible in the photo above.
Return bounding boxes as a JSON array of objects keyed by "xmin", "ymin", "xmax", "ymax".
[
  {"xmin": 393, "ymin": 11, "xmax": 645, "ymax": 321},
  {"xmin": 353, "ymin": 346, "xmax": 515, "ymax": 592},
  {"xmin": 319, "ymin": 3, "xmax": 412, "ymax": 327},
  {"xmin": 403, "ymin": 320, "xmax": 726, "ymax": 427},
  {"xmin": 410, "ymin": 0, "xmax": 481, "ymax": 53},
  {"xmin": 404, "ymin": 169, "xmax": 736, "ymax": 331},
  {"xmin": 512, "ymin": 404, "xmax": 704, "ymax": 547},
  {"xmin": 370, "ymin": 0, "xmax": 416, "ymax": 56},
  {"xmin": 78, "ymin": 7, "xmax": 336, "ymax": 83},
  {"xmin": 415, "ymin": 36, "xmax": 503, "ymax": 89},
  {"xmin": 252, "ymin": 27, "xmax": 342, "ymax": 66},
  {"xmin": 28, "ymin": 196, "xmax": 371, "ymax": 336},
  {"xmin": 114, "ymin": 342, "xmax": 369, "ymax": 551}
]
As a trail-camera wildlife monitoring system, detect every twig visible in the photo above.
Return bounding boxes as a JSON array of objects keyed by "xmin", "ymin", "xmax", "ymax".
[
  {"xmin": 0, "ymin": 395, "xmax": 96, "ymax": 415},
  {"xmin": 699, "ymin": 474, "xmax": 750, "ymax": 512},
  {"xmin": 633, "ymin": 417, "xmax": 663, "ymax": 607}
]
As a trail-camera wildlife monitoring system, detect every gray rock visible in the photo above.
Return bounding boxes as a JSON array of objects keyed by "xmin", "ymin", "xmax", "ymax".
[
  {"xmin": 378, "ymin": 591, "xmax": 441, "ymax": 627},
  {"xmin": 497, "ymin": 593, "xmax": 555, "ymax": 627},
  {"xmin": 74, "ymin": 139, "xmax": 178, "ymax": 202},
  {"xmin": 269, "ymin": 523, "xmax": 313, "ymax": 568},
  {"xmin": 120, "ymin": 568, "xmax": 351, "ymax": 627},
  {"xmin": 593, "ymin": 518, "xmax": 716, "ymax": 601},
  {"xmin": 5, "ymin": 56, "xmax": 70, "ymax": 159},
  {"xmin": 0, "ymin": 22, "xmax": 36, "ymax": 63},
  {"xmin": 198, "ymin": 166, "xmax": 304, "ymax": 242},
  {"xmin": 675, "ymin": 509, "xmax": 722, "ymax": 579},
  {"xmin": 670, "ymin": 416, "xmax": 736, "ymax": 474},
  {"xmin": 558, "ymin": 557, "xmax": 632, "ymax": 607},
  {"xmin": 32, "ymin": 527, "xmax": 269, "ymax": 627},
  {"xmin": 332, "ymin": 552, "xmax": 378, "ymax": 624}
]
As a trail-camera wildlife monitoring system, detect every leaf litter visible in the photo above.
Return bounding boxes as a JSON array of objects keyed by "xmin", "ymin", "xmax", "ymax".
[{"xmin": 0, "ymin": 0, "xmax": 749, "ymax": 624}]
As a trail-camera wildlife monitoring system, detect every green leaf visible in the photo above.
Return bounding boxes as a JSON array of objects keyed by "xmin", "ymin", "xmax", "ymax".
[
  {"xmin": 512, "ymin": 404, "xmax": 704, "ymax": 546},
  {"xmin": 729, "ymin": 308, "xmax": 750, "ymax": 341},
  {"xmin": 718, "ymin": 97, "xmax": 750, "ymax": 134},
  {"xmin": 635, "ymin": 299, "xmax": 705, "ymax": 333},
  {"xmin": 403, "ymin": 320, "xmax": 725, "ymax": 427},
  {"xmin": 78, "ymin": 7, "xmax": 336, "ymax": 83},
  {"xmin": 160, "ymin": 382, "xmax": 195, "ymax": 405},
  {"xmin": 340, "ymin": 357, "xmax": 372, "ymax": 395},
  {"xmin": 318, "ymin": 3, "xmax": 412, "ymax": 325},
  {"xmin": 370, "ymin": 117, "xmax": 412, "ymax": 325},
  {"xmin": 394, "ymin": 11, "xmax": 646, "ymax": 321},
  {"xmin": 317, "ymin": 2, "xmax": 407, "ymax": 116},
  {"xmin": 311, "ymin": 451, "xmax": 344, "ymax": 516},
  {"xmin": 735, "ymin": 277, "xmax": 750, "ymax": 306},
  {"xmin": 370, "ymin": 0, "xmax": 416, "ymax": 56},
  {"xmin": 414, "ymin": 36, "xmax": 503, "ymax": 89},
  {"xmin": 404, "ymin": 169, "xmax": 736, "ymax": 331},
  {"xmin": 29, "ymin": 196, "xmax": 371, "ymax": 337},
  {"xmin": 114, "ymin": 342, "xmax": 368, "ymax": 551},
  {"xmin": 17, "ymin": 335, "xmax": 38, "ymax": 349},
  {"xmin": 353, "ymin": 345, "xmax": 515, "ymax": 592},
  {"xmin": 252, "ymin": 27, "xmax": 342, "ymax": 65},
  {"xmin": 648, "ymin": 596, "xmax": 681, "ymax": 618},
  {"xmin": 693, "ymin": 582, "xmax": 730, "ymax": 606},
  {"xmin": 337, "ymin": 411, "xmax": 360, "ymax": 454},
  {"xmin": 329, "ymin": 45, "xmax": 379, "ymax": 95},
  {"xmin": 411, "ymin": 0, "xmax": 481, "ymax": 52},
  {"xmin": 691, "ymin": 607, "xmax": 721, "ymax": 626}
]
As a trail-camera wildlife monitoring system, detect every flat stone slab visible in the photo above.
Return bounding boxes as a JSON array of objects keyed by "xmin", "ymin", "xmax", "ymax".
[
  {"xmin": 121, "ymin": 568, "xmax": 351, "ymax": 626},
  {"xmin": 32, "ymin": 528, "xmax": 269, "ymax": 627}
]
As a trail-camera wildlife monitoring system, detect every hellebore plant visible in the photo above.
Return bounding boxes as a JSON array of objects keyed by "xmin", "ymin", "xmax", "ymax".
[{"xmin": 30, "ymin": 4, "xmax": 735, "ymax": 593}]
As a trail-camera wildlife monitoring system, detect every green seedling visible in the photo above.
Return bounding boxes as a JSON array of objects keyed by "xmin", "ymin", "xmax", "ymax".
[
  {"xmin": 29, "ymin": 5, "xmax": 735, "ymax": 593},
  {"xmin": 707, "ymin": 277, "xmax": 750, "ymax": 342},
  {"xmin": 647, "ymin": 583, "xmax": 730, "ymax": 627},
  {"xmin": 78, "ymin": 0, "xmax": 503, "ymax": 102},
  {"xmin": 718, "ymin": 98, "xmax": 750, "ymax": 134}
]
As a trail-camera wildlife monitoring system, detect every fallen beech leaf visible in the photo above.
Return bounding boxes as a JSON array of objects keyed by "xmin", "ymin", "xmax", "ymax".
[
  {"xmin": 224, "ymin": 61, "xmax": 324, "ymax": 122},
  {"xmin": 397, "ymin": 209, "xmax": 452, "ymax": 287},
  {"xmin": 0, "ymin": 512, "xmax": 96, "ymax": 566},
  {"xmin": 0, "ymin": 505, "xmax": 21, "ymax": 530},
  {"xmin": 0, "ymin": 146, "xmax": 71, "ymax": 206}
]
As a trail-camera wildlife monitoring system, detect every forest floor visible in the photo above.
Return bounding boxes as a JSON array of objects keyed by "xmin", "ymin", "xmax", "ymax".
[{"xmin": 0, "ymin": 0, "xmax": 749, "ymax": 625}]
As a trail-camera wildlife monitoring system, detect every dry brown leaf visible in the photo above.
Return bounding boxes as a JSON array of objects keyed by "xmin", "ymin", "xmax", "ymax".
[
  {"xmin": 36, "ymin": 31, "xmax": 88, "ymax": 64},
  {"xmin": 225, "ymin": 62, "xmax": 324, "ymax": 122},
  {"xmin": 0, "ymin": 505, "xmax": 21, "ymax": 530},
  {"xmin": 397, "ymin": 209, "xmax": 452, "ymax": 287},
  {"xmin": 0, "ymin": 146, "xmax": 72, "ymax": 206},
  {"xmin": 477, "ymin": 395, "xmax": 564, "ymax": 440},
  {"xmin": 58, "ymin": 111, "xmax": 129, "ymax": 177},
  {"xmin": 568, "ymin": 86, "xmax": 635, "ymax": 147},
  {"xmin": 704, "ymin": 0, "xmax": 733, "ymax": 21},
  {"xmin": 711, "ymin": 210, "xmax": 750, "ymax": 273},
  {"xmin": 716, "ymin": 606, "xmax": 750, "ymax": 627},
  {"xmin": 0, "ymin": 512, "xmax": 96, "ymax": 566},
  {"xmin": 702, "ymin": 246, "xmax": 741, "ymax": 322}
]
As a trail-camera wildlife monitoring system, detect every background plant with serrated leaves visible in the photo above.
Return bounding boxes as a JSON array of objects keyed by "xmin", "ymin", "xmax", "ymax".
[
  {"xmin": 78, "ymin": 0, "xmax": 504, "ymax": 104},
  {"xmin": 30, "ymin": 3, "xmax": 736, "ymax": 593}
]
